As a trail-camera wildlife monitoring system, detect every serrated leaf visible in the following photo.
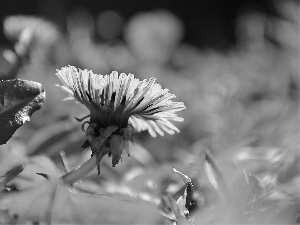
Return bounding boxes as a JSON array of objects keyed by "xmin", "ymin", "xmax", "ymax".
[{"xmin": 0, "ymin": 79, "xmax": 45, "ymax": 145}]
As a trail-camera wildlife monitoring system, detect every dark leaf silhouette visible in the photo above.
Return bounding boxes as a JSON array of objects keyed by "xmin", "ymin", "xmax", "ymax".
[{"xmin": 0, "ymin": 79, "xmax": 45, "ymax": 145}]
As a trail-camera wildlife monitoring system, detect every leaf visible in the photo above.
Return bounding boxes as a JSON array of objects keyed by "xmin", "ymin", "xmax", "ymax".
[
  {"xmin": 0, "ymin": 179, "xmax": 163, "ymax": 224},
  {"xmin": 172, "ymin": 167, "xmax": 194, "ymax": 225},
  {"xmin": 8, "ymin": 156, "xmax": 61, "ymax": 190},
  {"xmin": 0, "ymin": 157, "xmax": 163, "ymax": 224},
  {"xmin": 167, "ymin": 193, "xmax": 191, "ymax": 225},
  {"xmin": 204, "ymin": 149, "xmax": 231, "ymax": 200},
  {"xmin": 0, "ymin": 79, "xmax": 45, "ymax": 145},
  {"xmin": 26, "ymin": 120, "xmax": 81, "ymax": 156},
  {"xmin": 0, "ymin": 164, "xmax": 24, "ymax": 192}
]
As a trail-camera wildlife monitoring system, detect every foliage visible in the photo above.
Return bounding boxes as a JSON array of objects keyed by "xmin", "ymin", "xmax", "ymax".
[{"xmin": 0, "ymin": 79, "xmax": 45, "ymax": 144}]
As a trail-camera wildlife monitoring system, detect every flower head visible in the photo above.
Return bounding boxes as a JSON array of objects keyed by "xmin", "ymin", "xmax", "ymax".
[{"xmin": 56, "ymin": 66, "xmax": 185, "ymax": 171}]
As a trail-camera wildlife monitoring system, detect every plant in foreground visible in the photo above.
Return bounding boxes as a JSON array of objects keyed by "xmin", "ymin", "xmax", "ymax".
[{"xmin": 56, "ymin": 66, "xmax": 185, "ymax": 183}]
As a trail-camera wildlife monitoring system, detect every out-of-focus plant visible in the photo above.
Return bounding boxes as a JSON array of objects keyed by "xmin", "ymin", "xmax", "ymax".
[
  {"xmin": 2, "ymin": 16, "xmax": 59, "ymax": 79},
  {"xmin": 125, "ymin": 10, "xmax": 183, "ymax": 65}
]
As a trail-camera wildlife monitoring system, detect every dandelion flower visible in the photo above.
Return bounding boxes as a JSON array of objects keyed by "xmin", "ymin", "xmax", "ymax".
[{"xmin": 56, "ymin": 66, "xmax": 185, "ymax": 172}]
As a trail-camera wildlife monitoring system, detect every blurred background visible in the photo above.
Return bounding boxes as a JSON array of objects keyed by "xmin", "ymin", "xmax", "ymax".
[
  {"xmin": 0, "ymin": 0, "xmax": 293, "ymax": 48},
  {"xmin": 0, "ymin": 0, "xmax": 299, "ymax": 224}
]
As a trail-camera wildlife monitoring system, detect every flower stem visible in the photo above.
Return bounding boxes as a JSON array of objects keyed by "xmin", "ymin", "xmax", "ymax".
[
  {"xmin": 61, "ymin": 156, "xmax": 97, "ymax": 184},
  {"xmin": 61, "ymin": 125, "xmax": 118, "ymax": 184}
]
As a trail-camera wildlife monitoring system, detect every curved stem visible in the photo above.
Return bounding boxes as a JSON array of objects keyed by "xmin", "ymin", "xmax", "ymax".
[
  {"xmin": 61, "ymin": 125, "xmax": 118, "ymax": 184},
  {"xmin": 61, "ymin": 156, "xmax": 97, "ymax": 184}
]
